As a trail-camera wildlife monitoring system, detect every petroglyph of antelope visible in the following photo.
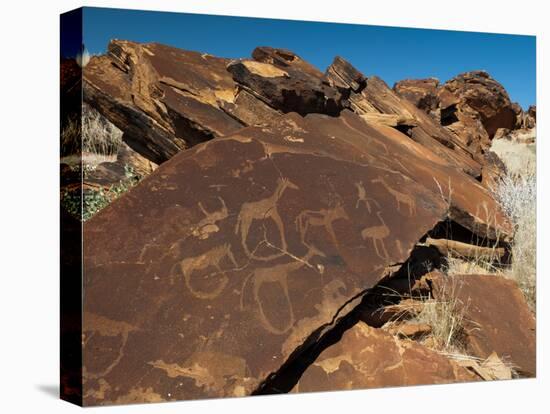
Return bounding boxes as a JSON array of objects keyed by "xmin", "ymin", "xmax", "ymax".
[
  {"xmin": 235, "ymin": 177, "xmax": 299, "ymax": 261},
  {"xmin": 191, "ymin": 197, "xmax": 229, "ymax": 240},
  {"xmin": 179, "ymin": 244, "xmax": 238, "ymax": 300},
  {"xmin": 239, "ymin": 245, "xmax": 325, "ymax": 335},
  {"xmin": 295, "ymin": 204, "xmax": 349, "ymax": 248},
  {"xmin": 354, "ymin": 181, "xmax": 381, "ymax": 213},
  {"xmin": 371, "ymin": 176, "xmax": 416, "ymax": 216},
  {"xmin": 361, "ymin": 211, "xmax": 390, "ymax": 260}
]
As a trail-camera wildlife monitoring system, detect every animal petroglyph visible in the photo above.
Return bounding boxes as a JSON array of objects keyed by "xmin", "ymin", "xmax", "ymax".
[
  {"xmin": 83, "ymin": 313, "xmax": 138, "ymax": 380},
  {"xmin": 179, "ymin": 244, "xmax": 238, "ymax": 300},
  {"xmin": 354, "ymin": 181, "xmax": 381, "ymax": 213},
  {"xmin": 235, "ymin": 177, "xmax": 299, "ymax": 261},
  {"xmin": 295, "ymin": 204, "xmax": 349, "ymax": 248},
  {"xmin": 361, "ymin": 211, "xmax": 390, "ymax": 260},
  {"xmin": 371, "ymin": 177, "xmax": 416, "ymax": 216},
  {"xmin": 191, "ymin": 197, "xmax": 229, "ymax": 239},
  {"xmin": 240, "ymin": 246, "xmax": 324, "ymax": 335}
]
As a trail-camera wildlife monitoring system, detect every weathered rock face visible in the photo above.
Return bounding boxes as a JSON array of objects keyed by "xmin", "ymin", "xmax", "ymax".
[
  {"xmin": 441, "ymin": 71, "xmax": 517, "ymax": 137},
  {"xmin": 393, "ymin": 78, "xmax": 441, "ymax": 119},
  {"xmin": 82, "ymin": 108, "xmax": 515, "ymax": 404},
  {"xmin": 252, "ymin": 46, "xmax": 326, "ymax": 80},
  {"xmin": 227, "ymin": 58, "xmax": 342, "ymax": 116},
  {"xmin": 438, "ymin": 71, "xmax": 517, "ymax": 151},
  {"xmin": 83, "ymin": 41, "xmax": 245, "ymax": 164},
  {"xmin": 430, "ymin": 273, "xmax": 536, "ymax": 377},
  {"xmin": 307, "ymin": 111, "xmax": 512, "ymax": 240},
  {"xmin": 394, "ymin": 71, "xmax": 534, "ymax": 161},
  {"xmin": 83, "ymin": 113, "xmax": 453, "ymax": 405},
  {"xmin": 292, "ymin": 323, "xmax": 478, "ymax": 393},
  {"xmin": 325, "ymin": 57, "xmax": 483, "ymax": 175}
]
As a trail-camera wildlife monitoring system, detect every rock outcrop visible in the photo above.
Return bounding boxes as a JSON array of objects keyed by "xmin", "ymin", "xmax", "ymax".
[
  {"xmin": 68, "ymin": 40, "xmax": 534, "ymax": 406},
  {"xmin": 393, "ymin": 78, "xmax": 441, "ymax": 119},
  {"xmin": 394, "ymin": 70, "xmax": 535, "ymax": 161}
]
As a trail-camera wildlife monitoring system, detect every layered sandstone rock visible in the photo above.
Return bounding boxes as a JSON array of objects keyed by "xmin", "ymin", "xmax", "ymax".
[{"xmin": 393, "ymin": 77, "xmax": 441, "ymax": 119}]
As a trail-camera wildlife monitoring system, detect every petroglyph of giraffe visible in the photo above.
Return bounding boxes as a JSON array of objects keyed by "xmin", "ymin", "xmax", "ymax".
[
  {"xmin": 361, "ymin": 211, "xmax": 390, "ymax": 260},
  {"xmin": 239, "ymin": 245, "xmax": 325, "ymax": 335},
  {"xmin": 295, "ymin": 204, "xmax": 349, "ymax": 248},
  {"xmin": 371, "ymin": 176, "xmax": 416, "ymax": 216},
  {"xmin": 179, "ymin": 244, "xmax": 238, "ymax": 300},
  {"xmin": 235, "ymin": 177, "xmax": 299, "ymax": 261},
  {"xmin": 354, "ymin": 181, "xmax": 381, "ymax": 213},
  {"xmin": 191, "ymin": 197, "xmax": 229, "ymax": 239}
]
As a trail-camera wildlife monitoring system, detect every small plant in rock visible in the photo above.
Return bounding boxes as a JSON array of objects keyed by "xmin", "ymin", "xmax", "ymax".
[{"xmin": 61, "ymin": 164, "xmax": 142, "ymax": 221}]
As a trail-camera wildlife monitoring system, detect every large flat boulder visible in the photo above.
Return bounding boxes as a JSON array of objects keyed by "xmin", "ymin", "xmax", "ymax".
[
  {"xmin": 292, "ymin": 323, "xmax": 479, "ymax": 393},
  {"xmin": 81, "ymin": 109, "xmax": 514, "ymax": 404},
  {"xmin": 82, "ymin": 113, "xmax": 453, "ymax": 405}
]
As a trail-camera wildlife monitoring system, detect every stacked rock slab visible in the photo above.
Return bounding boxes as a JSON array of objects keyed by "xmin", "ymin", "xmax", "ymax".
[
  {"xmin": 84, "ymin": 41, "xmax": 245, "ymax": 164},
  {"xmin": 324, "ymin": 57, "xmax": 483, "ymax": 175},
  {"xmin": 393, "ymin": 77, "xmax": 441, "ymax": 120},
  {"xmin": 83, "ymin": 42, "xmax": 348, "ymax": 168}
]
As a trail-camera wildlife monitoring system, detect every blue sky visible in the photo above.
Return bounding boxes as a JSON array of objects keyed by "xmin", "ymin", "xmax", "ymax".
[{"xmin": 79, "ymin": 7, "xmax": 536, "ymax": 108}]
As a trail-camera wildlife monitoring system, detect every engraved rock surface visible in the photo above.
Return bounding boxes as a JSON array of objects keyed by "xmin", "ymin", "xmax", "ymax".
[
  {"xmin": 82, "ymin": 112, "xmax": 452, "ymax": 405},
  {"xmin": 82, "ymin": 109, "xmax": 514, "ymax": 404}
]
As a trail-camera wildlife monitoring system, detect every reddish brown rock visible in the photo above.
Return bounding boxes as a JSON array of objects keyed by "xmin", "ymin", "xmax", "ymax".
[
  {"xmin": 252, "ymin": 46, "xmax": 326, "ymax": 80},
  {"xmin": 83, "ymin": 40, "xmax": 247, "ymax": 164},
  {"xmin": 325, "ymin": 57, "xmax": 483, "ymax": 176},
  {"xmin": 227, "ymin": 56, "xmax": 342, "ymax": 117},
  {"xmin": 292, "ymin": 323, "xmax": 479, "ymax": 393},
  {"xmin": 82, "ymin": 112, "xmax": 455, "ymax": 405},
  {"xmin": 439, "ymin": 71, "xmax": 517, "ymax": 144},
  {"xmin": 480, "ymin": 150, "xmax": 507, "ymax": 190},
  {"xmin": 81, "ymin": 108, "xmax": 514, "ymax": 404},
  {"xmin": 430, "ymin": 273, "xmax": 536, "ymax": 377},
  {"xmin": 306, "ymin": 111, "xmax": 512, "ymax": 240},
  {"xmin": 393, "ymin": 77, "xmax": 441, "ymax": 118},
  {"xmin": 325, "ymin": 56, "xmax": 366, "ymax": 93}
]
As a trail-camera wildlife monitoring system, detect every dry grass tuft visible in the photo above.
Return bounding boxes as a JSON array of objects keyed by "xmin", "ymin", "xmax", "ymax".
[
  {"xmin": 82, "ymin": 104, "xmax": 123, "ymax": 155},
  {"xmin": 495, "ymin": 172, "xmax": 536, "ymax": 311},
  {"xmin": 61, "ymin": 104, "xmax": 123, "ymax": 157},
  {"xmin": 410, "ymin": 281, "xmax": 467, "ymax": 353}
]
